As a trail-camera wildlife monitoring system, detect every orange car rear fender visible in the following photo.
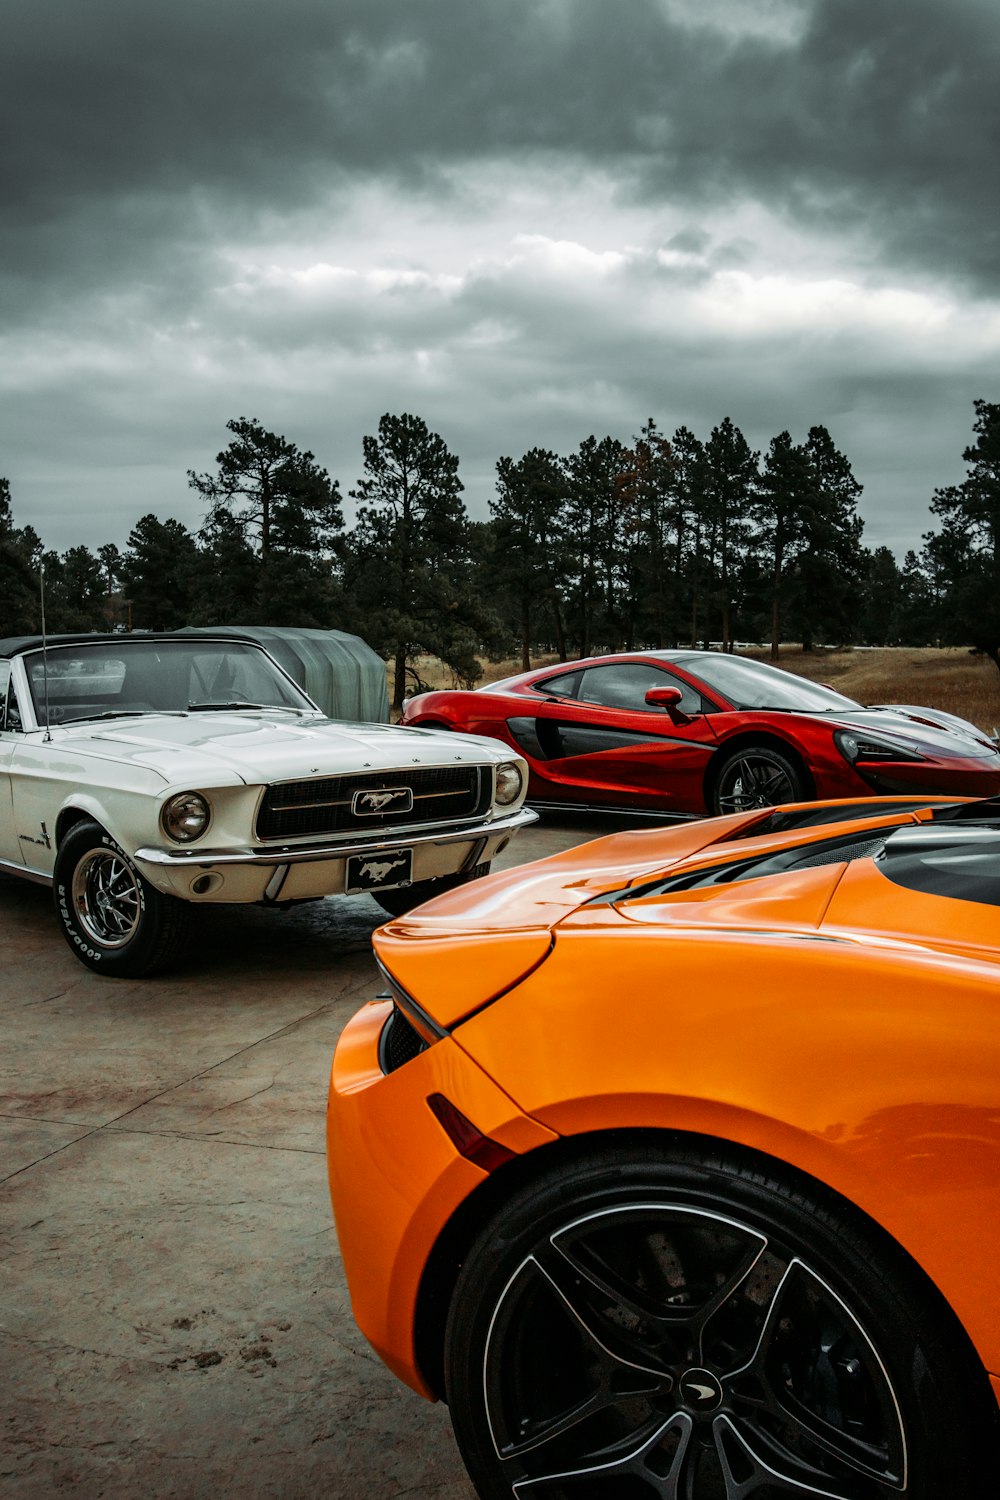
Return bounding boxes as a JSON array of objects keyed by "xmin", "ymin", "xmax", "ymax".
[
  {"xmin": 453, "ymin": 927, "xmax": 1000, "ymax": 1374},
  {"xmin": 327, "ymin": 1001, "xmax": 558, "ymax": 1395}
]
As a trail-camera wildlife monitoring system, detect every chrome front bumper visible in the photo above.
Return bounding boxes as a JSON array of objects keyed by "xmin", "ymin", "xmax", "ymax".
[
  {"xmin": 135, "ymin": 805, "xmax": 537, "ymax": 870},
  {"xmin": 133, "ymin": 805, "xmax": 538, "ymax": 903}
]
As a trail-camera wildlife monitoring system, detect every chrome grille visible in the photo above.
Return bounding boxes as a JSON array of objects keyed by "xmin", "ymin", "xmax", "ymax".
[{"xmin": 255, "ymin": 765, "xmax": 489, "ymax": 840}]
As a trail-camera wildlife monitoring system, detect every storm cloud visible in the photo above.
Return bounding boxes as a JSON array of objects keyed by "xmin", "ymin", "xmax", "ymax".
[{"xmin": 3, "ymin": 0, "xmax": 999, "ymax": 555}]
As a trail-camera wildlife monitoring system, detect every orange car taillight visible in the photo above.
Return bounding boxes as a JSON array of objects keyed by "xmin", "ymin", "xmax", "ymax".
[{"xmin": 427, "ymin": 1093, "xmax": 516, "ymax": 1172}]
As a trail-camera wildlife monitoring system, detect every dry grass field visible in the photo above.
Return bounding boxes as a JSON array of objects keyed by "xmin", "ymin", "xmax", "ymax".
[{"xmin": 404, "ymin": 647, "xmax": 1000, "ymax": 735}]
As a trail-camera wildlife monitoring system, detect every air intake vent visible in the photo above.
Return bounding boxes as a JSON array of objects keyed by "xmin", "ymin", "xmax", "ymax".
[
  {"xmin": 790, "ymin": 836, "xmax": 888, "ymax": 870},
  {"xmin": 378, "ymin": 1006, "xmax": 428, "ymax": 1074},
  {"xmin": 599, "ymin": 829, "xmax": 891, "ymax": 906}
]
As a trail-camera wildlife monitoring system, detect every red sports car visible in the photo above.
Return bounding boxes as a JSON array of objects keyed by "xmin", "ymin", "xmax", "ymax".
[{"xmin": 401, "ymin": 651, "xmax": 1000, "ymax": 816}]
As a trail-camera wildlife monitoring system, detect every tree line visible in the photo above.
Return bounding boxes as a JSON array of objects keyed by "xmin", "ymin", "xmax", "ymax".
[{"xmin": 2, "ymin": 401, "xmax": 999, "ymax": 706}]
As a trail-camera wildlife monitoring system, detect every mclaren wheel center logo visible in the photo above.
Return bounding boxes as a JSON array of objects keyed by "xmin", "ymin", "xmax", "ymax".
[
  {"xmin": 679, "ymin": 1368, "xmax": 724, "ymax": 1413},
  {"xmin": 353, "ymin": 787, "xmax": 413, "ymax": 815}
]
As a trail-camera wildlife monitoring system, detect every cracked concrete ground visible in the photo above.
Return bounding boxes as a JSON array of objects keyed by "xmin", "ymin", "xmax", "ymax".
[{"xmin": 1, "ymin": 812, "xmax": 642, "ymax": 1499}]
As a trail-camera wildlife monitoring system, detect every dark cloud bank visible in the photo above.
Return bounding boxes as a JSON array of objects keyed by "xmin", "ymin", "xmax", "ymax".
[{"xmin": 2, "ymin": 0, "xmax": 999, "ymax": 555}]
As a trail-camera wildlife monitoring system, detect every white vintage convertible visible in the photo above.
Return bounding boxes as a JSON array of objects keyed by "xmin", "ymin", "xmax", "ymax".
[{"xmin": 0, "ymin": 633, "xmax": 534, "ymax": 977}]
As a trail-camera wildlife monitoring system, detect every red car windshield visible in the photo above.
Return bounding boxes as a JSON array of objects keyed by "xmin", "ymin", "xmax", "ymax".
[{"xmin": 674, "ymin": 654, "xmax": 860, "ymax": 713}]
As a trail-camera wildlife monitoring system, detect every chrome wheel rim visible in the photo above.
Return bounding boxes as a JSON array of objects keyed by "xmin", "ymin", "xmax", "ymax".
[
  {"xmin": 483, "ymin": 1202, "xmax": 906, "ymax": 1497},
  {"xmin": 717, "ymin": 755, "xmax": 797, "ymax": 813},
  {"xmin": 72, "ymin": 849, "xmax": 142, "ymax": 948}
]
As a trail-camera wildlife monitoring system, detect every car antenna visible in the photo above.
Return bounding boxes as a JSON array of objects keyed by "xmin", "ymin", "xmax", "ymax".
[{"xmin": 39, "ymin": 561, "xmax": 52, "ymax": 741}]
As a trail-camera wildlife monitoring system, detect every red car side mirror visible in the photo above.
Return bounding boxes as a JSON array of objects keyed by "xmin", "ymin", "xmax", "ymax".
[{"xmin": 645, "ymin": 686, "xmax": 690, "ymax": 723}]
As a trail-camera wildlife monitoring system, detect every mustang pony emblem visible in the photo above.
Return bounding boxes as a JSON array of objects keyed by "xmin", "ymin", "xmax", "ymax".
[
  {"xmin": 358, "ymin": 857, "xmax": 408, "ymax": 884},
  {"xmin": 353, "ymin": 787, "xmax": 413, "ymax": 815}
]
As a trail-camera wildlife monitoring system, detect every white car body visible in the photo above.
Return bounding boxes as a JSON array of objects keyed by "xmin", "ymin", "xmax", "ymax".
[{"xmin": 0, "ymin": 634, "xmax": 534, "ymax": 975}]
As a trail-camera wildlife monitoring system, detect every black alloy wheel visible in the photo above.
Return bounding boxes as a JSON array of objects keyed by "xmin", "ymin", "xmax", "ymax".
[
  {"xmin": 713, "ymin": 746, "xmax": 804, "ymax": 815},
  {"xmin": 53, "ymin": 820, "xmax": 191, "ymax": 977},
  {"xmin": 444, "ymin": 1144, "xmax": 997, "ymax": 1498}
]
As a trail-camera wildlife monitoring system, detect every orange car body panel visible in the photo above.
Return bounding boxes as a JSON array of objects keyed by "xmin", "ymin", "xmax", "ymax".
[
  {"xmin": 454, "ymin": 925, "xmax": 1000, "ymax": 1373},
  {"xmin": 328, "ymin": 798, "xmax": 1000, "ymax": 1400},
  {"xmin": 327, "ymin": 999, "xmax": 557, "ymax": 1394}
]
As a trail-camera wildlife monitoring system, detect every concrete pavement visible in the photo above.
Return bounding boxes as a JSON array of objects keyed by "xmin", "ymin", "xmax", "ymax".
[{"xmin": 1, "ymin": 812, "xmax": 642, "ymax": 1498}]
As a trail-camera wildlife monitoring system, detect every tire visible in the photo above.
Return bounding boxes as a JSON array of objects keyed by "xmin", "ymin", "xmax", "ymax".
[
  {"xmin": 373, "ymin": 861, "xmax": 491, "ymax": 918},
  {"xmin": 712, "ymin": 744, "xmax": 805, "ymax": 815},
  {"xmin": 444, "ymin": 1142, "xmax": 998, "ymax": 1499},
  {"xmin": 53, "ymin": 820, "xmax": 191, "ymax": 977}
]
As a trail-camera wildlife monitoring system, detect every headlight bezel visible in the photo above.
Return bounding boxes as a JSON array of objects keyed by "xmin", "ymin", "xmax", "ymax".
[
  {"xmin": 494, "ymin": 760, "xmax": 526, "ymax": 806},
  {"xmin": 834, "ymin": 729, "xmax": 926, "ymax": 766},
  {"xmin": 160, "ymin": 791, "xmax": 212, "ymax": 843}
]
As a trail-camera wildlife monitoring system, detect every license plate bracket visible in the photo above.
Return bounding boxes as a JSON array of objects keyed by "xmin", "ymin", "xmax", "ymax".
[{"xmin": 345, "ymin": 849, "xmax": 413, "ymax": 894}]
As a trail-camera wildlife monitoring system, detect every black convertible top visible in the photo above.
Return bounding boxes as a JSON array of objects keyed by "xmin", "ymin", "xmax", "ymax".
[{"xmin": 0, "ymin": 632, "xmax": 230, "ymax": 657}]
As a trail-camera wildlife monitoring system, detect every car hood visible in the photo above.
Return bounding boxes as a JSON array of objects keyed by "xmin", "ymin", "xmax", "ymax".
[
  {"xmin": 374, "ymin": 798, "xmax": 972, "ymax": 1028},
  {"xmin": 46, "ymin": 712, "xmax": 504, "ymax": 786},
  {"xmin": 823, "ymin": 706, "xmax": 999, "ymax": 759}
]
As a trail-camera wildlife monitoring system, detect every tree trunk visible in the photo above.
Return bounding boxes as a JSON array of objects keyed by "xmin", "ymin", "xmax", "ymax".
[
  {"xmin": 393, "ymin": 646, "xmax": 407, "ymax": 713},
  {"xmin": 261, "ymin": 474, "xmax": 271, "ymax": 557},
  {"xmin": 551, "ymin": 592, "xmax": 568, "ymax": 662}
]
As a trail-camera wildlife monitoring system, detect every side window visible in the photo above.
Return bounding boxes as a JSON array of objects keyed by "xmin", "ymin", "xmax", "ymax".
[
  {"xmin": 533, "ymin": 671, "xmax": 582, "ymax": 700},
  {"xmin": 576, "ymin": 663, "xmax": 705, "ymax": 713},
  {"xmin": 0, "ymin": 664, "xmax": 23, "ymax": 732}
]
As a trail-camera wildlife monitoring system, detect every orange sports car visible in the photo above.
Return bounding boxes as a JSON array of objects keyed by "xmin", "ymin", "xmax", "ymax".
[{"xmin": 327, "ymin": 795, "xmax": 1000, "ymax": 1498}]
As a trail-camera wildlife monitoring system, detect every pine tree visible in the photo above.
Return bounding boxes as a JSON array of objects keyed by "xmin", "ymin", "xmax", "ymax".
[
  {"xmin": 617, "ymin": 420, "xmax": 678, "ymax": 649},
  {"xmin": 927, "ymin": 400, "xmax": 1000, "ymax": 673},
  {"xmin": 0, "ymin": 478, "xmax": 38, "ymax": 635},
  {"xmin": 188, "ymin": 418, "xmax": 342, "ymax": 559},
  {"xmin": 490, "ymin": 448, "xmax": 567, "ymax": 669},
  {"xmin": 561, "ymin": 436, "xmax": 629, "ymax": 655},
  {"xmin": 346, "ymin": 413, "xmax": 486, "ymax": 708},
  {"xmin": 702, "ymin": 418, "xmax": 758, "ymax": 652},
  {"xmin": 755, "ymin": 431, "xmax": 809, "ymax": 660},
  {"xmin": 121, "ymin": 515, "xmax": 200, "ymax": 630}
]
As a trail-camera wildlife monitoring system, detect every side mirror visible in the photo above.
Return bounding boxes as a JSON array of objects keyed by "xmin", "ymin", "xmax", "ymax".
[{"xmin": 645, "ymin": 685, "xmax": 691, "ymax": 723}]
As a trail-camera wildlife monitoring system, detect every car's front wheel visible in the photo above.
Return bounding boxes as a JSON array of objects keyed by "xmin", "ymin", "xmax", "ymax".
[
  {"xmin": 54, "ymin": 820, "xmax": 191, "ymax": 977},
  {"xmin": 444, "ymin": 1142, "xmax": 998, "ymax": 1499},
  {"xmin": 712, "ymin": 744, "xmax": 805, "ymax": 815}
]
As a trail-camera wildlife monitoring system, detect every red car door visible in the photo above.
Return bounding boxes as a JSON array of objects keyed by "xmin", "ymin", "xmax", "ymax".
[{"xmin": 515, "ymin": 661, "xmax": 720, "ymax": 813}]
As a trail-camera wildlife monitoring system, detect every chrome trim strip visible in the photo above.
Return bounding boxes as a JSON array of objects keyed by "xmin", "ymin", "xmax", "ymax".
[
  {"xmin": 133, "ymin": 806, "xmax": 537, "ymax": 870},
  {"xmin": 0, "ymin": 857, "xmax": 51, "ymax": 887}
]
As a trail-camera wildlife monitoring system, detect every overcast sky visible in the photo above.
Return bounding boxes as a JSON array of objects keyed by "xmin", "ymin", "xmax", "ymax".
[{"xmin": 3, "ymin": 0, "xmax": 999, "ymax": 561}]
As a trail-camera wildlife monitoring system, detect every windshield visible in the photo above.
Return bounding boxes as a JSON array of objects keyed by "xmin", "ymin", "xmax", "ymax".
[
  {"xmin": 675, "ymin": 653, "xmax": 860, "ymax": 713},
  {"xmin": 23, "ymin": 639, "xmax": 317, "ymax": 725}
]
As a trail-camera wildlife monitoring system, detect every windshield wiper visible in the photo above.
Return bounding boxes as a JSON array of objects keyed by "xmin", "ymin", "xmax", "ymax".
[
  {"xmin": 737, "ymin": 703, "xmax": 809, "ymax": 713},
  {"xmin": 186, "ymin": 701, "xmax": 303, "ymax": 713},
  {"xmin": 58, "ymin": 710, "xmax": 164, "ymax": 724}
]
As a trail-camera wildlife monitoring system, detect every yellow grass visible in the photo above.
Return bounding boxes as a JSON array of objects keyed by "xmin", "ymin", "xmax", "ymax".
[
  {"xmin": 401, "ymin": 647, "xmax": 1000, "ymax": 735},
  {"xmin": 745, "ymin": 647, "xmax": 1000, "ymax": 736}
]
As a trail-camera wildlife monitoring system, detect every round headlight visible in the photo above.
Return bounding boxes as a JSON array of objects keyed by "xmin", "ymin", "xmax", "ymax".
[
  {"xmin": 161, "ymin": 792, "xmax": 211, "ymax": 843},
  {"xmin": 494, "ymin": 761, "xmax": 525, "ymax": 806}
]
